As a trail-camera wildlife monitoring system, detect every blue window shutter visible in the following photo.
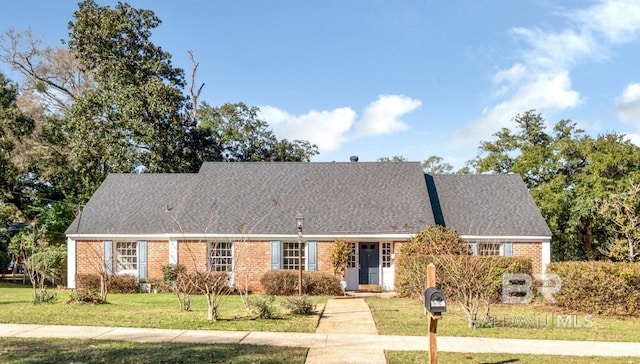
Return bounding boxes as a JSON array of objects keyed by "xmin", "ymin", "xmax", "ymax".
[
  {"xmin": 503, "ymin": 241, "xmax": 513, "ymax": 257},
  {"xmin": 104, "ymin": 240, "xmax": 113, "ymax": 274},
  {"xmin": 138, "ymin": 240, "xmax": 147, "ymax": 279},
  {"xmin": 307, "ymin": 241, "xmax": 317, "ymax": 271},
  {"xmin": 469, "ymin": 241, "xmax": 477, "ymax": 255},
  {"xmin": 271, "ymin": 240, "xmax": 281, "ymax": 269}
]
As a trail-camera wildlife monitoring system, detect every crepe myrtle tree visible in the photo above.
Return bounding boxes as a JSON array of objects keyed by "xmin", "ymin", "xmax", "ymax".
[{"xmin": 165, "ymin": 198, "xmax": 279, "ymax": 322}]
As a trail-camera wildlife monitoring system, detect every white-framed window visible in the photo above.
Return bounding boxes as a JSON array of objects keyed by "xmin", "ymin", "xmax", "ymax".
[
  {"xmin": 468, "ymin": 241, "xmax": 513, "ymax": 257},
  {"xmin": 115, "ymin": 241, "xmax": 137, "ymax": 274},
  {"xmin": 209, "ymin": 242, "xmax": 233, "ymax": 272},
  {"xmin": 347, "ymin": 242, "xmax": 356, "ymax": 269},
  {"xmin": 282, "ymin": 242, "xmax": 305, "ymax": 270},
  {"xmin": 478, "ymin": 242, "xmax": 500, "ymax": 256},
  {"xmin": 382, "ymin": 242, "xmax": 392, "ymax": 267}
]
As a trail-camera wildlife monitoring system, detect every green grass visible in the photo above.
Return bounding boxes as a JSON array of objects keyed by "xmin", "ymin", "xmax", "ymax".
[
  {"xmin": 0, "ymin": 337, "xmax": 307, "ymax": 364},
  {"xmin": 386, "ymin": 351, "xmax": 640, "ymax": 364},
  {"xmin": 0, "ymin": 282, "xmax": 328, "ymax": 332},
  {"xmin": 367, "ymin": 297, "xmax": 640, "ymax": 342}
]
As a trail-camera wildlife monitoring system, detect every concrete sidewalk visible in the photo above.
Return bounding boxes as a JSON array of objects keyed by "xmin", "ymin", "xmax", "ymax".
[
  {"xmin": 2, "ymin": 296, "xmax": 640, "ymax": 363},
  {"xmin": 2, "ymin": 322, "xmax": 640, "ymax": 358}
]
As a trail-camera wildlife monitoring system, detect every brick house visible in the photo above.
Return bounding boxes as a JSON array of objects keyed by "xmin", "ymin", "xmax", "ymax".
[{"xmin": 65, "ymin": 161, "xmax": 552, "ymax": 292}]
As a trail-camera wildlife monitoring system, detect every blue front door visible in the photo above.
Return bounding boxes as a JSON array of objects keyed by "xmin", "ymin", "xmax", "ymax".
[{"xmin": 358, "ymin": 243, "xmax": 379, "ymax": 285}]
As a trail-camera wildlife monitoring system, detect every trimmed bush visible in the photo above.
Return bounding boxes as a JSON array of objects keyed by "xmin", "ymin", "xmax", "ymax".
[
  {"xmin": 547, "ymin": 261, "xmax": 640, "ymax": 316},
  {"xmin": 76, "ymin": 273, "xmax": 140, "ymax": 293},
  {"xmin": 260, "ymin": 270, "xmax": 343, "ymax": 295},
  {"xmin": 260, "ymin": 270, "xmax": 298, "ymax": 295},
  {"xmin": 109, "ymin": 274, "xmax": 139, "ymax": 293},
  {"xmin": 76, "ymin": 274, "xmax": 101, "ymax": 291},
  {"xmin": 304, "ymin": 271, "xmax": 343, "ymax": 295}
]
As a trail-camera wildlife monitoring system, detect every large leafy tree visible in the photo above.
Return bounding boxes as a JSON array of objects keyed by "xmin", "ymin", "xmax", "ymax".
[
  {"xmin": 66, "ymin": 0, "xmax": 200, "ymax": 199},
  {"xmin": 0, "ymin": 73, "xmax": 34, "ymax": 224},
  {"xmin": 198, "ymin": 102, "xmax": 318, "ymax": 162},
  {"xmin": 471, "ymin": 110, "xmax": 640, "ymax": 261}
]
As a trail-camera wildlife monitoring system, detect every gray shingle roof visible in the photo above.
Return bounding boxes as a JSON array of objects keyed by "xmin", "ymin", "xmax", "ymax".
[
  {"xmin": 67, "ymin": 162, "xmax": 435, "ymax": 236},
  {"xmin": 427, "ymin": 174, "xmax": 552, "ymax": 237},
  {"xmin": 66, "ymin": 163, "xmax": 551, "ymax": 238}
]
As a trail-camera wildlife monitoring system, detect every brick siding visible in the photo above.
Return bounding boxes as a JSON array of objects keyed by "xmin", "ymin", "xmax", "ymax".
[
  {"xmin": 147, "ymin": 240, "xmax": 168, "ymax": 280},
  {"xmin": 74, "ymin": 238, "xmax": 544, "ymax": 291},
  {"xmin": 513, "ymin": 242, "xmax": 543, "ymax": 273}
]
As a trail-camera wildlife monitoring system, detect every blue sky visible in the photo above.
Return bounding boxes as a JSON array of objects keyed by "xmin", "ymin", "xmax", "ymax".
[{"xmin": 2, "ymin": 1, "xmax": 640, "ymax": 168}]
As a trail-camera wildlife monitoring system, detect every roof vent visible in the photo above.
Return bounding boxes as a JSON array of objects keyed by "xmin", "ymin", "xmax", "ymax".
[
  {"xmin": 270, "ymin": 156, "xmax": 280, "ymax": 162},
  {"xmin": 350, "ymin": 155, "xmax": 359, "ymax": 162}
]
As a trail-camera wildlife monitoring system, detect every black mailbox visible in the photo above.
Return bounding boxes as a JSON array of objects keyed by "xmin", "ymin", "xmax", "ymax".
[{"xmin": 424, "ymin": 287, "xmax": 446, "ymax": 314}]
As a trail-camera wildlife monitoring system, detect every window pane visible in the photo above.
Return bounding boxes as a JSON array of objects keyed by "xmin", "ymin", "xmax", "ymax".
[
  {"xmin": 209, "ymin": 242, "xmax": 233, "ymax": 272},
  {"xmin": 478, "ymin": 242, "xmax": 500, "ymax": 256},
  {"xmin": 115, "ymin": 242, "xmax": 137, "ymax": 272},
  {"xmin": 382, "ymin": 242, "xmax": 392, "ymax": 268},
  {"xmin": 347, "ymin": 243, "xmax": 356, "ymax": 268},
  {"xmin": 282, "ymin": 242, "xmax": 305, "ymax": 270}
]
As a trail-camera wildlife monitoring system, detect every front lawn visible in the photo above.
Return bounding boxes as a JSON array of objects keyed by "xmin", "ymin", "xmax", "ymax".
[
  {"xmin": 367, "ymin": 297, "xmax": 640, "ymax": 342},
  {"xmin": 0, "ymin": 283, "xmax": 327, "ymax": 332},
  {"xmin": 0, "ymin": 337, "xmax": 307, "ymax": 364}
]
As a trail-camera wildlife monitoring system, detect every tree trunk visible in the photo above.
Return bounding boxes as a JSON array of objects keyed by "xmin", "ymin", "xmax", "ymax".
[{"xmin": 206, "ymin": 294, "xmax": 218, "ymax": 322}]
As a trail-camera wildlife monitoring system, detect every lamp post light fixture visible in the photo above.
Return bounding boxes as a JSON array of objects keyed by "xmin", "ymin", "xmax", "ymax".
[{"xmin": 295, "ymin": 213, "xmax": 304, "ymax": 296}]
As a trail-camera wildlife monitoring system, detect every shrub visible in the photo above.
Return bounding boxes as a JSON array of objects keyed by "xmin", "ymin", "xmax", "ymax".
[
  {"xmin": 162, "ymin": 264, "xmax": 184, "ymax": 283},
  {"xmin": 65, "ymin": 288, "xmax": 105, "ymax": 304},
  {"xmin": 396, "ymin": 240, "xmax": 533, "ymax": 303},
  {"xmin": 260, "ymin": 270, "xmax": 343, "ymax": 295},
  {"xmin": 109, "ymin": 274, "xmax": 139, "ymax": 293},
  {"xmin": 303, "ymin": 271, "xmax": 343, "ymax": 295},
  {"xmin": 282, "ymin": 295, "xmax": 316, "ymax": 315},
  {"xmin": 76, "ymin": 274, "xmax": 101, "ymax": 291},
  {"xmin": 260, "ymin": 270, "xmax": 298, "ymax": 295},
  {"xmin": 547, "ymin": 261, "xmax": 640, "ymax": 316},
  {"xmin": 32, "ymin": 289, "xmax": 57, "ymax": 304},
  {"xmin": 247, "ymin": 295, "xmax": 278, "ymax": 319}
]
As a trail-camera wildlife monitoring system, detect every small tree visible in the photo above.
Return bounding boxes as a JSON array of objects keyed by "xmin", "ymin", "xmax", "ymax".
[
  {"xmin": 435, "ymin": 254, "xmax": 504, "ymax": 328},
  {"xmin": 162, "ymin": 264, "xmax": 192, "ymax": 311},
  {"xmin": 330, "ymin": 239, "xmax": 351, "ymax": 279},
  {"xmin": 9, "ymin": 225, "xmax": 65, "ymax": 303}
]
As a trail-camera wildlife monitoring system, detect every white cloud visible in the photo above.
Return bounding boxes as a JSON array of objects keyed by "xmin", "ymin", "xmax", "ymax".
[
  {"xmin": 510, "ymin": 27, "xmax": 598, "ymax": 70},
  {"xmin": 260, "ymin": 95, "xmax": 421, "ymax": 155},
  {"xmin": 576, "ymin": 0, "xmax": 640, "ymax": 43},
  {"xmin": 355, "ymin": 95, "xmax": 421, "ymax": 137},
  {"xmin": 615, "ymin": 83, "xmax": 640, "ymax": 124},
  {"xmin": 624, "ymin": 132, "xmax": 640, "ymax": 146},
  {"xmin": 262, "ymin": 106, "xmax": 356, "ymax": 152},
  {"xmin": 453, "ymin": 71, "xmax": 580, "ymax": 145},
  {"xmin": 453, "ymin": 0, "xmax": 640, "ymax": 146}
]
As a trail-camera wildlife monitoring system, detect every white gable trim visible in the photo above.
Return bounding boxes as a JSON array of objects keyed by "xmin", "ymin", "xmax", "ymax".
[{"xmin": 461, "ymin": 235, "xmax": 551, "ymax": 242}]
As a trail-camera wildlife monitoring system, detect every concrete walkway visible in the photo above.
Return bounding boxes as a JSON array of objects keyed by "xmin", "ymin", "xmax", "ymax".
[
  {"xmin": 308, "ymin": 297, "xmax": 384, "ymax": 364},
  {"xmin": 2, "ymin": 297, "xmax": 640, "ymax": 362}
]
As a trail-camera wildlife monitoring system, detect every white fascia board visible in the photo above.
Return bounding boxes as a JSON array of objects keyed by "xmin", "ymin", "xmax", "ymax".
[
  {"xmin": 460, "ymin": 235, "xmax": 552, "ymax": 242},
  {"xmin": 66, "ymin": 233, "xmax": 415, "ymax": 241}
]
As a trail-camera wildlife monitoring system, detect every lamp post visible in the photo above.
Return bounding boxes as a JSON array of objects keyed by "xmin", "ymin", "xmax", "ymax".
[{"xmin": 295, "ymin": 213, "xmax": 304, "ymax": 296}]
